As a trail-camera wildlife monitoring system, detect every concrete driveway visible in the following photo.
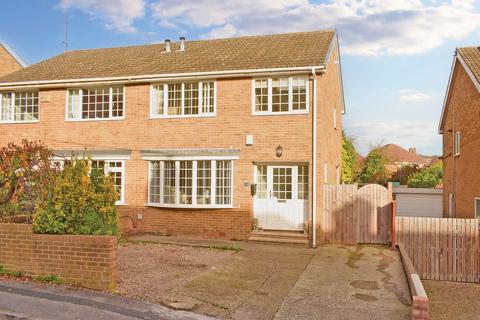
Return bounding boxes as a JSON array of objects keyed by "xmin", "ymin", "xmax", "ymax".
[
  {"xmin": 274, "ymin": 245, "xmax": 411, "ymax": 320},
  {"xmin": 151, "ymin": 238, "xmax": 411, "ymax": 320}
]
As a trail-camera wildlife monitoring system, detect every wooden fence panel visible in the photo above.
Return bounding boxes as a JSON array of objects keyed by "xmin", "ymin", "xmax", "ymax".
[
  {"xmin": 322, "ymin": 184, "xmax": 357, "ymax": 245},
  {"xmin": 322, "ymin": 184, "xmax": 390, "ymax": 245},
  {"xmin": 358, "ymin": 184, "xmax": 390, "ymax": 244},
  {"xmin": 396, "ymin": 217, "xmax": 479, "ymax": 283}
]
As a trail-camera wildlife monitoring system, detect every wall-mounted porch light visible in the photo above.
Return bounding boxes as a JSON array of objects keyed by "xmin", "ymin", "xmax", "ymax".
[{"xmin": 276, "ymin": 145, "xmax": 283, "ymax": 158}]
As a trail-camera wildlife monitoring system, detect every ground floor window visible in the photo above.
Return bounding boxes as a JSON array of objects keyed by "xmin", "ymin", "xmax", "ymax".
[
  {"xmin": 475, "ymin": 198, "xmax": 480, "ymax": 219},
  {"xmin": 148, "ymin": 160, "xmax": 233, "ymax": 208},
  {"xmin": 91, "ymin": 160, "xmax": 126, "ymax": 204}
]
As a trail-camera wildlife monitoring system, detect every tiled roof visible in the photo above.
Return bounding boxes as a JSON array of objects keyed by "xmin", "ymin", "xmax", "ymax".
[
  {"xmin": 457, "ymin": 46, "xmax": 480, "ymax": 84},
  {"xmin": 380, "ymin": 144, "xmax": 430, "ymax": 165},
  {"xmin": 0, "ymin": 30, "xmax": 336, "ymax": 84}
]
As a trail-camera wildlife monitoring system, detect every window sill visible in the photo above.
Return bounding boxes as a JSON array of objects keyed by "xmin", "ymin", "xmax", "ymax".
[
  {"xmin": 149, "ymin": 113, "xmax": 216, "ymax": 120},
  {"xmin": 0, "ymin": 120, "xmax": 39, "ymax": 124},
  {"xmin": 116, "ymin": 202, "xmax": 128, "ymax": 206},
  {"xmin": 251, "ymin": 111, "xmax": 309, "ymax": 116},
  {"xmin": 145, "ymin": 203, "xmax": 233, "ymax": 209},
  {"xmin": 65, "ymin": 117, "xmax": 125, "ymax": 122}
]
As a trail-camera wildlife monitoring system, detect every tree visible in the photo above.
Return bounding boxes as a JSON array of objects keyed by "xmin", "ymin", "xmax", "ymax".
[
  {"xmin": 33, "ymin": 156, "xmax": 119, "ymax": 235},
  {"xmin": 407, "ymin": 162, "xmax": 443, "ymax": 188},
  {"xmin": 341, "ymin": 133, "xmax": 359, "ymax": 183},
  {"xmin": 0, "ymin": 140, "xmax": 58, "ymax": 222},
  {"xmin": 359, "ymin": 147, "xmax": 388, "ymax": 184},
  {"xmin": 389, "ymin": 164, "xmax": 421, "ymax": 185}
]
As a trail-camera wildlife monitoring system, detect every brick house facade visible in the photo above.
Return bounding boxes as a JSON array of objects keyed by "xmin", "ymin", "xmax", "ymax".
[
  {"xmin": 439, "ymin": 46, "xmax": 480, "ymax": 219},
  {"xmin": 0, "ymin": 41, "xmax": 25, "ymax": 77},
  {"xmin": 0, "ymin": 31, "xmax": 344, "ymax": 244}
]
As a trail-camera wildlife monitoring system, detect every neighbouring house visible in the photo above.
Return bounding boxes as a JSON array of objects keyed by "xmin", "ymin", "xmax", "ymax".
[
  {"xmin": 379, "ymin": 143, "xmax": 430, "ymax": 174},
  {"xmin": 0, "ymin": 40, "xmax": 26, "ymax": 77},
  {"xmin": 0, "ymin": 31, "xmax": 344, "ymax": 244},
  {"xmin": 439, "ymin": 46, "xmax": 480, "ymax": 219}
]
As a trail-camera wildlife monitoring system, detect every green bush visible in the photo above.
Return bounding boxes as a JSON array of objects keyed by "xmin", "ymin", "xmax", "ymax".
[
  {"xmin": 34, "ymin": 274, "xmax": 62, "ymax": 284},
  {"xmin": 0, "ymin": 140, "xmax": 58, "ymax": 223},
  {"xmin": 407, "ymin": 163, "xmax": 443, "ymax": 188},
  {"xmin": 33, "ymin": 156, "xmax": 119, "ymax": 235}
]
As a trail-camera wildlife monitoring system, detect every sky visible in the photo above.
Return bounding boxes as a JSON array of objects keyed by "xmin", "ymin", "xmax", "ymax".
[{"xmin": 1, "ymin": 0, "xmax": 479, "ymax": 156}]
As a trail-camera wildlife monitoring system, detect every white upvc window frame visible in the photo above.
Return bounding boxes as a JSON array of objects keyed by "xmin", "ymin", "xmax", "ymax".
[
  {"xmin": 146, "ymin": 158, "xmax": 234, "ymax": 209},
  {"xmin": 251, "ymin": 76, "xmax": 309, "ymax": 115},
  {"xmin": 149, "ymin": 81, "xmax": 217, "ymax": 119},
  {"xmin": 52, "ymin": 156, "xmax": 127, "ymax": 205},
  {"xmin": 333, "ymin": 107, "xmax": 337, "ymax": 129},
  {"xmin": 324, "ymin": 162, "xmax": 328, "ymax": 184},
  {"xmin": 454, "ymin": 131, "xmax": 461, "ymax": 156},
  {"xmin": 475, "ymin": 197, "xmax": 480, "ymax": 220},
  {"xmin": 0, "ymin": 91, "xmax": 40, "ymax": 124},
  {"xmin": 65, "ymin": 86, "xmax": 125, "ymax": 122},
  {"xmin": 91, "ymin": 159, "xmax": 127, "ymax": 205}
]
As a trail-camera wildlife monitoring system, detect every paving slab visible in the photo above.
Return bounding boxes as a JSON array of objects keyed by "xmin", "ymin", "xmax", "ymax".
[{"xmin": 274, "ymin": 245, "xmax": 411, "ymax": 320}]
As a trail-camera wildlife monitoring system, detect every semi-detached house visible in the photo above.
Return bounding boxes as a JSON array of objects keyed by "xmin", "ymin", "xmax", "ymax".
[{"xmin": 0, "ymin": 30, "xmax": 344, "ymax": 245}]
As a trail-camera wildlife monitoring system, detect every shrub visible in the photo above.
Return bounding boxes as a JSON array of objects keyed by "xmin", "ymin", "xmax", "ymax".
[
  {"xmin": 33, "ymin": 156, "xmax": 119, "ymax": 235},
  {"xmin": 359, "ymin": 148, "xmax": 388, "ymax": 184},
  {"xmin": 407, "ymin": 163, "xmax": 443, "ymax": 188},
  {"xmin": 0, "ymin": 140, "xmax": 58, "ymax": 223}
]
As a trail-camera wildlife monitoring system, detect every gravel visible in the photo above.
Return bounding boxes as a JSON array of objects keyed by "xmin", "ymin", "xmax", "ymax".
[{"xmin": 116, "ymin": 243, "xmax": 234, "ymax": 304}]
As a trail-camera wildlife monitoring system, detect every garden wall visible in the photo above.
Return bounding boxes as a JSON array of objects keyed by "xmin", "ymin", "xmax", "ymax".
[{"xmin": 0, "ymin": 223, "xmax": 117, "ymax": 290}]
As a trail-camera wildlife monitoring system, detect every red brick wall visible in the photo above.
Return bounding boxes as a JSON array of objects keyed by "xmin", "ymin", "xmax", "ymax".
[
  {"xmin": 0, "ymin": 45, "xmax": 22, "ymax": 77},
  {"xmin": 441, "ymin": 59, "xmax": 480, "ymax": 218},
  {"xmin": 0, "ymin": 47, "xmax": 343, "ymax": 240},
  {"xmin": 0, "ymin": 223, "xmax": 117, "ymax": 290}
]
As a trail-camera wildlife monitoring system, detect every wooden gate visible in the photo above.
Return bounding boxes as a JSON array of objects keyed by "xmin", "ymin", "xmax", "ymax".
[{"xmin": 321, "ymin": 184, "xmax": 391, "ymax": 245}]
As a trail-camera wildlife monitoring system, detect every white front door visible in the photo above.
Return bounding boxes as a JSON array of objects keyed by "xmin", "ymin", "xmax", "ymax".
[{"xmin": 254, "ymin": 165, "xmax": 308, "ymax": 231}]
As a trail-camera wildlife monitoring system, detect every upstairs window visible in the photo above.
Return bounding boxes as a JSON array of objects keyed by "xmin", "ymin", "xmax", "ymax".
[
  {"xmin": 150, "ymin": 81, "xmax": 216, "ymax": 118},
  {"xmin": 0, "ymin": 91, "xmax": 39, "ymax": 123},
  {"xmin": 253, "ymin": 77, "xmax": 308, "ymax": 114},
  {"xmin": 67, "ymin": 86, "xmax": 124, "ymax": 120},
  {"xmin": 148, "ymin": 159, "xmax": 232, "ymax": 208},
  {"xmin": 454, "ymin": 131, "xmax": 461, "ymax": 156}
]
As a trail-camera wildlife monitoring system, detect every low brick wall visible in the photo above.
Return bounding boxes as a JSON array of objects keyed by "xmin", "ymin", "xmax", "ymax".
[
  {"xmin": 398, "ymin": 244, "xmax": 429, "ymax": 320},
  {"xmin": 0, "ymin": 223, "xmax": 117, "ymax": 290}
]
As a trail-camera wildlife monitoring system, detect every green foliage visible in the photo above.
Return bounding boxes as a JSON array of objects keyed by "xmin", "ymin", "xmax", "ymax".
[
  {"xmin": 341, "ymin": 133, "xmax": 359, "ymax": 184},
  {"xmin": 0, "ymin": 140, "xmax": 58, "ymax": 222},
  {"xmin": 359, "ymin": 148, "xmax": 388, "ymax": 184},
  {"xmin": 33, "ymin": 156, "xmax": 119, "ymax": 235},
  {"xmin": 407, "ymin": 163, "xmax": 443, "ymax": 188},
  {"xmin": 0, "ymin": 265, "xmax": 25, "ymax": 278},
  {"xmin": 208, "ymin": 245, "xmax": 243, "ymax": 252},
  {"xmin": 34, "ymin": 274, "xmax": 62, "ymax": 284},
  {"xmin": 389, "ymin": 164, "xmax": 421, "ymax": 185}
]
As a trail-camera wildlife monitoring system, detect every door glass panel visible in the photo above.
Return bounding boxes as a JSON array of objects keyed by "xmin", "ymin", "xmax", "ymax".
[
  {"xmin": 255, "ymin": 165, "xmax": 267, "ymax": 199},
  {"xmin": 272, "ymin": 167, "xmax": 292, "ymax": 200}
]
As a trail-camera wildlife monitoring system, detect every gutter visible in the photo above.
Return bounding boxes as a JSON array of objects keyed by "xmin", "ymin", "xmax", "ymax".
[
  {"xmin": 312, "ymin": 67, "xmax": 318, "ymax": 248},
  {"xmin": 0, "ymin": 65, "xmax": 326, "ymax": 90}
]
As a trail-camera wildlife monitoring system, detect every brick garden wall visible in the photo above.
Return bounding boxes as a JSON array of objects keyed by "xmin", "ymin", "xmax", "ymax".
[{"xmin": 0, "ymin": 223, "xmax": 117, "ymax": 290}]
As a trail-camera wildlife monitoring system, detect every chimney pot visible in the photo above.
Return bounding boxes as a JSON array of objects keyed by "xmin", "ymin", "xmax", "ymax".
[
  {"xmin": 409, "ymin": 148, "xmax": 417, "ymax": 154},
  {"xmin": 164, "ymin": 39, "xmax": 171, "ymax": 53},
  {"xmin": 179, "ymin": 36, "xmax": 185, "ymax": 51}
]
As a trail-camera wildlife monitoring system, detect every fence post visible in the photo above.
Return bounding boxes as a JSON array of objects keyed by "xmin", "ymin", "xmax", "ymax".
[{"xmin": 391, "ymin": 200, "xmax": 397, "ymax": 249}]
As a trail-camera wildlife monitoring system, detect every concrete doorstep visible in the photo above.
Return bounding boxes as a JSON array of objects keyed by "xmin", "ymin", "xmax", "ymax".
[{"xmin": 0, "ymin": 280, "xmax": 214, "ymax": 320}]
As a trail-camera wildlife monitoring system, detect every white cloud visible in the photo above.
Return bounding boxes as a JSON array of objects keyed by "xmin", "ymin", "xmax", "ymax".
[
  {"xmin": 399, "ymin": 90, "xmax": 431, "ymax": 101},
  {"xmin": 344, "ymin": 122, "xmax": 441, "ymax": 155},
  {"xmin": 150, "ymin": 0, "xmax": 480, "ymax": 56},
  {"xmin": 59, "ymin": 0, "xmax": 145, "ymax": 33}
]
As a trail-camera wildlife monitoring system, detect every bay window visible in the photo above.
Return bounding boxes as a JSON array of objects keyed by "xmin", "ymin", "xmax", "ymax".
[
  {"xmin": 253, "ymin": 77, "xmax": 308, "ymax": 114},
  {"xmin": 67, "ymin": 86, "xmax": 124, "ymax": 120},
  {"xmin": 148, "ymin": 159, "xmax": 233, "ymax": 208},
  {"xmin": 150, "ymin": 81, "xmax": 216, "ymax": 118},
  {"xmin": 0, "ymin": 91, "xmax": 39, "ymax": 123}
]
